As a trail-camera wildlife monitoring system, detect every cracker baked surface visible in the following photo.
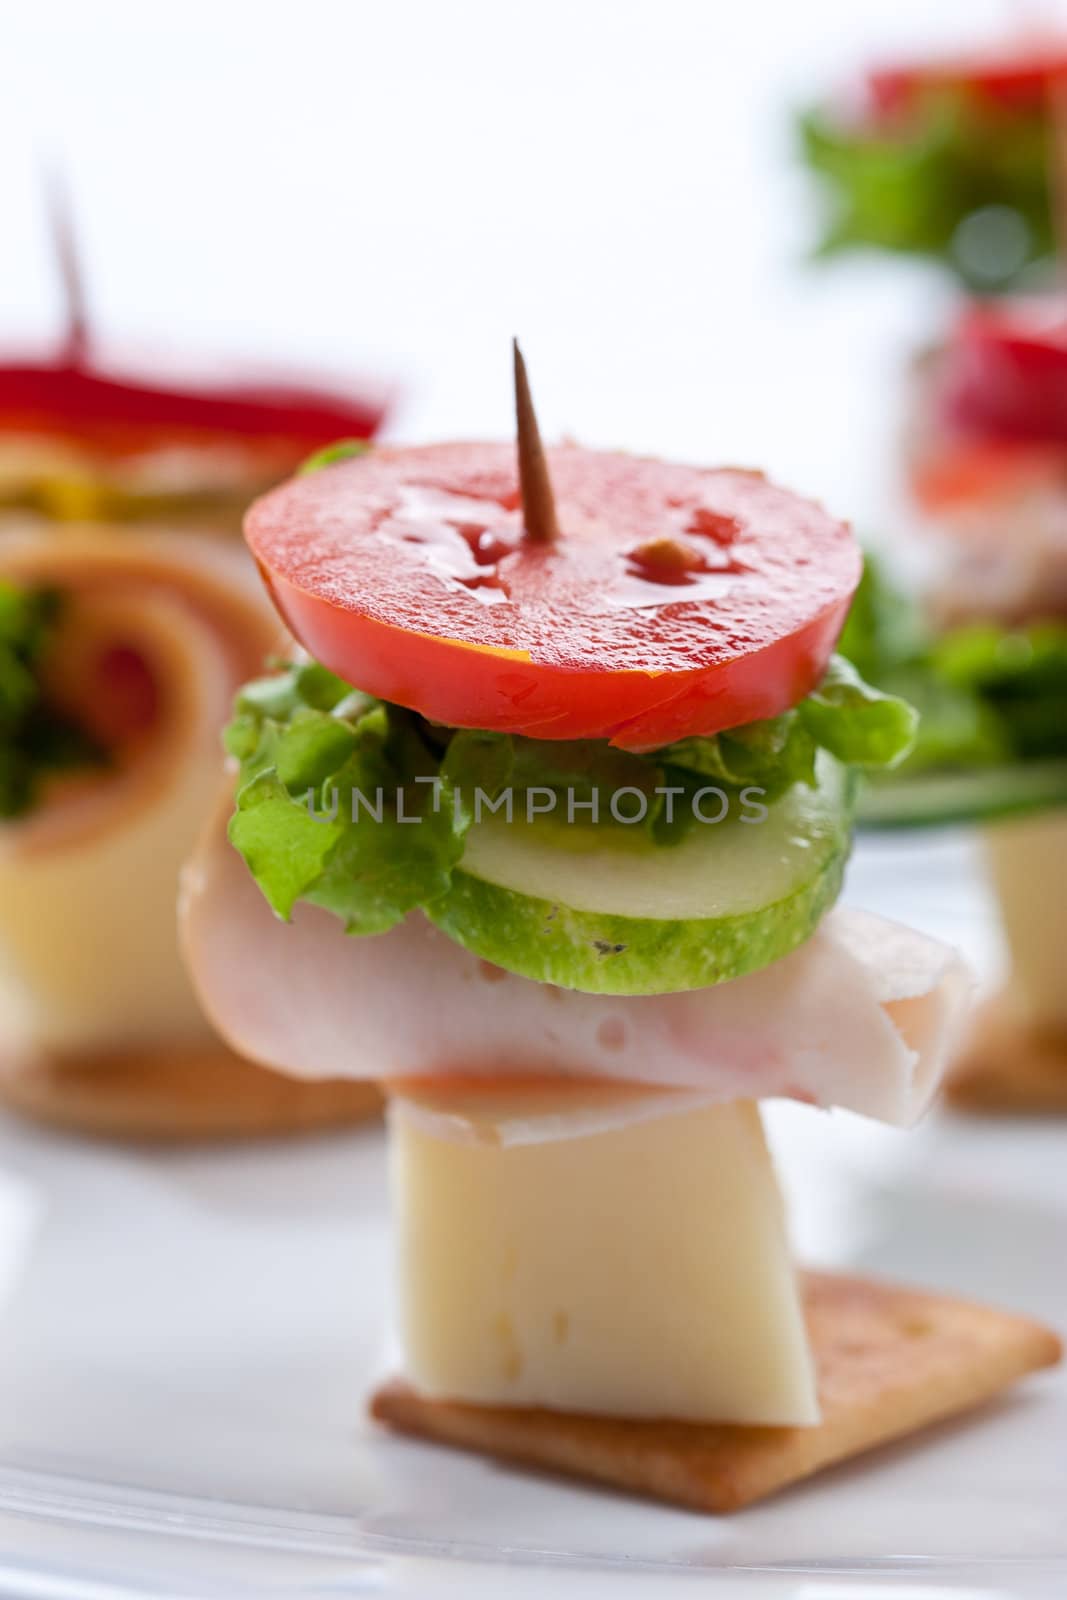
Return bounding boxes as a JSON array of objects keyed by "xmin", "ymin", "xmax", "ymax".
[
  {"xmin": 372, "ymin": 1271, "xmax": 1061, "ymax": 1512},
  {"xmin": 0, "ymin": 1041, "xmax": 381, "ymax": 1141}
]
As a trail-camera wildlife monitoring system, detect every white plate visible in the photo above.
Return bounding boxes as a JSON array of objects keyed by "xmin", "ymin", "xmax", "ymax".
[{"xmin": 0, "ymin": 831, "xmax": 1062, "ymax": 1599}]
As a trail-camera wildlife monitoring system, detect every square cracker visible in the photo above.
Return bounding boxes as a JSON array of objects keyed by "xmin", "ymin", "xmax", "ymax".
[
  {"xmin": 0, "ymin": 1041, "xmax": 381, "ymax": 1141},
  {"xmin": 948, "ymin": 990, "xmax": 1067, "ymax": 1114},
  {"xmin": 371, "ymin": 1271, "xmax": 1061, "ymax": 1512}
]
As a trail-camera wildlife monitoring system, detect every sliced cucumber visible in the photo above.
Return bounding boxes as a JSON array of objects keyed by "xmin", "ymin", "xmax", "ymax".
[
  {"xmin": 857, "ymin": 760, "xmax": 1067, "ymax": 830},
  {"xmin": 427, "ymin": 754, "xmax": 853, "ymax": 995}
]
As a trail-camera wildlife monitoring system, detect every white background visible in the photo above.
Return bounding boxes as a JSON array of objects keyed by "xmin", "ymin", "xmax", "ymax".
[{"xmin": 4, "ymin": 0, "xmax": 1062, "ymax": 531}]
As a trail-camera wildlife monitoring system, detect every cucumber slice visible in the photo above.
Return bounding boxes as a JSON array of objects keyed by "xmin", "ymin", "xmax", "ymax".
[
  {"xmin": 427, "ymin": 754, "xmax": 853, "ymax": 995},
  {"xmin": 857, "ymin": 760, "xmax": 1067, "ymax": 830}
]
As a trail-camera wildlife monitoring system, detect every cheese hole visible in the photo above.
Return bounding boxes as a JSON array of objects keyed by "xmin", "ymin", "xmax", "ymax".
[{"xmin": 493, "ymin": 1311, "xmax": 523, "ymax": 1380}]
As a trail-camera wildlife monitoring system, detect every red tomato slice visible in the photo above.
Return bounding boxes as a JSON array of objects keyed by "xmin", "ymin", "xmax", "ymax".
[
  {"xmin": 0, "ymin": 357, "xmax": 386, "ymax": 460},
  {"xmin": 868, "ymin": 37, "xmax": 1067, "ymax": 119},
  {"xmin": 245, "ymin": 444, "xmax": 859, "ymax": 750},
  {"xmin": 936, "ymin": 298, "xmax": 1067, "ymax": 446}
]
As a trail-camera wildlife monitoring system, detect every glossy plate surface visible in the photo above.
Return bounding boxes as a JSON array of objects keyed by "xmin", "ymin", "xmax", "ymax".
[{"xmin": 0, "ymin": 830, "xmax": 1062, "ymax": 1598}]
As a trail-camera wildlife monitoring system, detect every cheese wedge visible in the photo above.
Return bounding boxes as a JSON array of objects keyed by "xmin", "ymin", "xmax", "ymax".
[
  {"xmin": 983, "ymin": 811, "xmax": 1067, "ymax": 1032},
  {"xmin": 390, "ymin": 1089, "xmax": 819, "ymax": 1425}
]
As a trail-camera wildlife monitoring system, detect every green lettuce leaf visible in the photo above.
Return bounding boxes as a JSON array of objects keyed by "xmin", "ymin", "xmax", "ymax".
[
  {"xmin": 228, "ymin": 769, "xmax": 344, "ymax": 920},
  {"xmin": 797, "ymin": 655, "xmax": 919, "ymax": 769},
  {"xmin": 297, "ymin": 439, "xmax": 371, "ymax": 476},
  {"xmin": 836, "ymin": 555, "xmax": 926, "ymax": 682},
  {"xmin": 837, "ymin": 556, "xmax": 1067, "ymax": 824},
  {"xmin": 659, "ymin": 655, "xmax": 916, "ymax": 800},
  {"xmin": 0, "ymin": 582, "xmax": 105, "ymax": 819},
  {"xmin": 798, "ymin": 90, "xmax": 1054, "ymax": 291},
  {"xmin": 659, "ymin": 716, "xmax": 816, "ymax": 800},
  {"xmin": 225, "ymin": 652, "xmax": 914, "ymax": 933},
  {"xmin": 230, "ymin": 676, "xmax": 458, "ymax": 932},
  {"xmin": 933, "ymin": 622, "xmax": 1067, "ymax": 762}
]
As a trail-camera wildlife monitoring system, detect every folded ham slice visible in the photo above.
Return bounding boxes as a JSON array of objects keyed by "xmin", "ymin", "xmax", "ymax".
[{"xmin": 182, "ymin": 795, "xmax": 971, "ymax": 1127}]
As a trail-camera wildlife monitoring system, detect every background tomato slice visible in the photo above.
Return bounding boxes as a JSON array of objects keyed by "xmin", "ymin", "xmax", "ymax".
[
  {"xmin": 0, "ymin": 358, "xmax": 386, "ymax": 460},
  {"xmin": 935, "ymin": 299, "xmax": 1067, "ymax": 448},
  {"xmin": 245, "ymin": 443, "xmax": 859, "ymax": 749},
  {"xmin": 868, "ymin": 40, "xmax": 1067, "ymax": 119}
]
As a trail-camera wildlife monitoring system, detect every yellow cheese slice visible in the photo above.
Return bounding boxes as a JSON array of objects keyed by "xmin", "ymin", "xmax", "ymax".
[{"xmin": 390, "ymin": 1089, "xmax": 819, "ymax": 1426}]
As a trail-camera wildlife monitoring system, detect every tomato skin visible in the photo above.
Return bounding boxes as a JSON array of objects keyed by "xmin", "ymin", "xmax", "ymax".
[
  {"xmin": 263, "ymin": 566, "xmax": 852, "ymax": 750},
  {"xmin": 247, "ymin": 444, "xmax": 859, "ymax": 750}
]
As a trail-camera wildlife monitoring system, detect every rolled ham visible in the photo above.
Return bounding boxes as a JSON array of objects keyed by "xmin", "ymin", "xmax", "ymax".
[
  {"xmin": 181, "ymin": 793, "xmax": 972, "ymax": 1128},
  {"xmin": 0, "ymin": 528, "xmax": 280, "ymax": 1056}
]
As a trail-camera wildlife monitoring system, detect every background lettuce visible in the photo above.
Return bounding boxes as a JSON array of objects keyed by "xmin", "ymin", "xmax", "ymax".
[
  {"xmin": 838, "ymin": 556, "xmax": 1067, "ymax": 823},
  {"xmin": 799, "ymin": 91, "xmax": 1053, "ymax": 291}
]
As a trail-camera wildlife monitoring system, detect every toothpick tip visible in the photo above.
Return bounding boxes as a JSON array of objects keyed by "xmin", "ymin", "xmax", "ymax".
[{"xmin": 512, "ymin": 339, "xmax": 559, "ymax": 545}]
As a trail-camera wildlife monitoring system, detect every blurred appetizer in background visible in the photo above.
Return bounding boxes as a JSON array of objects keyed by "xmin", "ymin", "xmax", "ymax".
[
  {"xmin": 0, "ymin": 532, "xmax": 380, "ymax": 1136},
  {"xmin": 0, "ymin": 347, "xmax": 387, "ymax": 532},
  {"xmin": 800, "ymin": 31, "xmax": 1067, "ymax": 291},
  {"xmin": 842, "ymin": 294, "xmax": 1067, "ymax": 1112},
  {"xmin": 182, "ymin": 348, "xmax": 1059, "ymax": 1511},
  {"xmin": 909, "ymin": 293, "xmax": 1067, "ymax": 622},
  {"xmin": 0, "ymin": 180, "xmax": 388, "ymax": 531},
  {"xmin": 0, "ymin": 180, "xmax": 385, "ymax": 1137}
]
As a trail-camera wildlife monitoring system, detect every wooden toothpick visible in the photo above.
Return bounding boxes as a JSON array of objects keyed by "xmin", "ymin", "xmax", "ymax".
[
  {"xmin": 513, "ymin": 338, "xmax": 559, "ymax": 543},
  {"xmin": 43, "ymin": 164, "xmax": 90, "ymax": 366}
]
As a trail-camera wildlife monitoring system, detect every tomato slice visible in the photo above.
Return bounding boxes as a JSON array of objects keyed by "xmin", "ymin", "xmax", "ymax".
[
  {"xmin": 935, "ymin": 298, "xmax": 1067, "ymax": 447},
  {"xmin": 245, "ymin": 444, "xmax": 859, "ymax": 750},
  {"xmin": 0, "ymin": 356, "xmax": 386, "ymax": 460},
  {"xmin": 868, "ymin": 37, "xmax": 1067, "ymax": 120}
]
